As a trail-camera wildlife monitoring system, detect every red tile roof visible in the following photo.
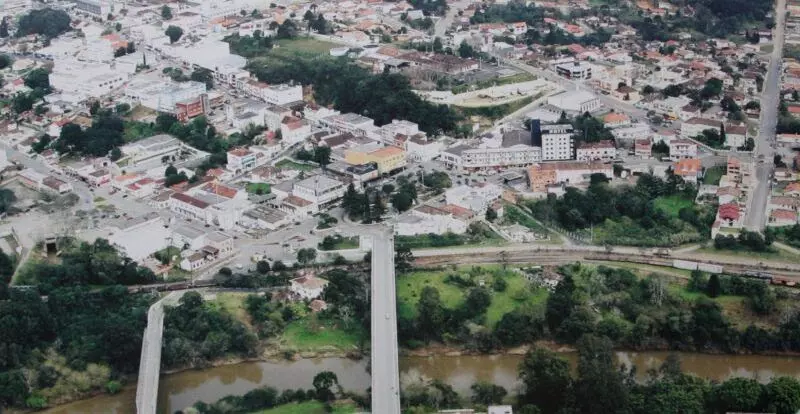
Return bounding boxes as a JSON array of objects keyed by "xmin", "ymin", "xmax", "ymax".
[
  {"xmin": 171, "ymin": 192, "xmax": 210, "ymax": 209},
  {"xmin": 718, "ymin": 203, "xmax": 740, "ymax": 221}
]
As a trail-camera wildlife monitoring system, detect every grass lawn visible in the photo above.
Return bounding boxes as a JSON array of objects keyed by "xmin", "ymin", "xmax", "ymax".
[
  {"xmin": 503, "ymin": 204, "xmax": 549, "ymax": 234},
  {"xmin": 281, "ymin": 317, "xmax": 364, "ymax": 352},
  {"xmin": 588, "ymin": 260, "xmax": 693, "ymax": 279},
  {"xmin": 275, "ymin": 159, "xmax": 315, "ymax": 172},
  {"xmin": 246, "ymin": 182, "xmax": 271, "ymax": 194},
  {"xmin": 397, "ymin": 266, "xmax": 547, "ymax": 328},
  {"xmin": 209, "ymin": 292, "xmax": 252, "ymax": 328},
  {"xmin": 653, "ymin": 195, "xmax": 693, "ymax": 217},
  {"xmin": 254, "ymin": 401, "xmax": 358, "ymax": 414},
  {"xmin": 320, "ymin": 236, "xmax": 359, "ymax": 251},
  {"xmin": 696, "ymin": 246, "xmax": 800, "ymax": 262},
  {"xmin": 272, "ymin": 37, "xmax": 339, "ymax": 55},
  {"xmin": 123, "ymin": 120, "xmax": 158, "ymax": 143},
  {"xmin": 703, "ymin": 166, "xmax": 726, "ymax": 186}
]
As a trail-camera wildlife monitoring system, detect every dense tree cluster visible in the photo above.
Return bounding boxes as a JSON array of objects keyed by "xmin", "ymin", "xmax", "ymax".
[
  {"xmin": 162, "ymin": 292, "xmax": 258, "ymax": 368},
  {"xmin": 247, "ymin": 56, "xmax": 459, "ymax": 135},
  {"xmin": 518, "ymin": 340, "xmax": 800, "ymax": 414},
  {"xmin": 16, "ymin": 8, "xmax": 71, "ymax": 38},
  {"xmin": 714, "ymin": 229, "xmax": 774, "ymax": 253},
  {"xmin": 224, "ymin": 32, "xmax": 274, "ymax": 58},
  {"xmin": 528, "ymin": 172, "xmax": 711, "ymax": 246},
  {"xmin": 55, "ymin": 112, "xmax": 125, "ymax": 158},
  {"xmin": 0, "ymin": 285, "xmax": 151, "ymax": 408},
  {"xmin": 15, "ymin": 238, "xmax": 156, "ymax": 295}
]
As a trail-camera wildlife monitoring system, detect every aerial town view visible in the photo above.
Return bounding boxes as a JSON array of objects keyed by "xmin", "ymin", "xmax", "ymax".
[{"xmin": 5, "ymin": 0, "xmax": 800, "ymax": 412}]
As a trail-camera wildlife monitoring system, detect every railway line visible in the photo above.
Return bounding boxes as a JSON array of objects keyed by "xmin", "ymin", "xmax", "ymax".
[{"xmin": 414, "ymin": 249, "xmax": 800, "ymax": 287}]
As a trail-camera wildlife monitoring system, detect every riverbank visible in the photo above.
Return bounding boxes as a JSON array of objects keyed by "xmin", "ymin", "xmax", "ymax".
[{"xmin": 42, "ymin": 351, "xmax": 800, "ymax": 414}]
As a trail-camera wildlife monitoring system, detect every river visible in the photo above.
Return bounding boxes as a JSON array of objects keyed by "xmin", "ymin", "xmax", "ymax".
[{"xmin": 43, "ymin": 352, "xmax": 800, "ymax": 414}]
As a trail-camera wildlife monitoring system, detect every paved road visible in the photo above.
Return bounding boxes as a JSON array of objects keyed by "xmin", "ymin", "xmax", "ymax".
[
  {"xmin": 136, "ymin": 291, "xmax": 184, "ymax": 414},
  {"xmin": 745, "ymin": 0, "xmax": 786, "ymax": 230},
  {"xmin": 434, "ymin": 0, "xmax": 472, "ymax": 38},
  {"xmin": 369, "ymin": 227, "xmax": 401, "ymax": 414}
]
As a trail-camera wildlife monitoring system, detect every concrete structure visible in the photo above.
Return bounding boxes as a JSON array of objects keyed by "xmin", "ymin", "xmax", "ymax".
[
  {"xmin": 135, "ymin": 292, "xmax": 183, "ymax": 414},
  {"xmin": 394, "ymin": 205, "xmax": 469, "ymax": 236},
  {"xmin": 293, "ymin": 175, "xmax": 347, "ymax": 205},
  {"xmin": 576, "ymin": 140, "xmax": 615, "ymax": 162},
  {"xmin": 669, "ymin": 139, "xmax": 698, "ymax": 160},
  {"xmin": 440, "ymin": 130, "xmax": 541, "ymax": 171},
  {"xmin": 681, "ymin": 117, "xmax": 721, "ymax": 138},
  {"xmin": 120, "ymin": 135, "xmax": 184, "ymax": 165},
  {"xmin": 556, "ymin": 61, "xmax": 592, "ymax": 80},
  {"xmin": 370, "ymin": 230, "xmax": 401, "ymax": 414},
  {"xmin": 539, "ymin": 124, "xmax": 574, "ymax": 161},
  {"xmin": 546, "ymin": 90, "xmax": 601, "ymax": 114},
  {"xmin": 345, "ymin": 146, "xmax": 407, "ymax": 174}
]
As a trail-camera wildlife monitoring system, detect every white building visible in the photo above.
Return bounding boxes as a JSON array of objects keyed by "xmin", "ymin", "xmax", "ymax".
[
  {"xmin": 611, "ymin": 124, "xmax": 652, "ymax": 145},
  {"xmin": 280, "ymin": 116, "xmax": 312, "ymax": 146},
  {"xmin": 440, "ymin": 130, "xmax": 541, "ymax": 171},
  {"xmin": 406, "ymin": 136, "xmax": 443, "ymax": 162},
  {"xmin": 539, "ymin": 124, "xmax": 574, "ymax": 161},
  {"xmin": 321, "ymin": 113, "xmax": 376, "ymax": 136},
  {"xmin": 49, "ymin": 59, "xmax": 128, "ymax": 103},
  {"xmin": 73, "ymin": 0, "xmax": 115, "ymax": 17},
  {"xmin": 124, "ymin": 78, "xmax": 207, "ymax": 114},
  {"xmin": 293, "ymin": 175, "xmax": 347, "ymax": 205},
  {"xmin": 444, "ymin": 183, "xmax": 503, "ymax": 213},
  {"xmin": 394, "ymin": 205, "xmax": 469, "ymax": 236},
  {"xmin": 576, "ymin": 140, "xmax": 615, "ymax": 162},
  {"xmin": 227, "ymin": 148, "xmax": 263, "ymax": 174},
  {"xmin": 669, "ymin": 139, "xmax": 698, "ymax": 160},
  {"xmin": 290, "ymin": 275, "xmax": 329, "ymax": 300},
  {"xmin": 546, "ymin": 90, "xmax": 601, "ymax": 115},
  {"xmin": 120, "ymin": 134, "xmax": 184, "ymax": 165},
  {"xmin": 556, "ymin": 61, "xmax": 592, "ymax": 80},
  {"xmin": 108, "ymin": 214, "xmax": 170, "ymax": 262}
]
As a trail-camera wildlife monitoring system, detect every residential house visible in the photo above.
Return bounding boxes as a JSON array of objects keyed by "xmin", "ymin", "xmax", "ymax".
[
  {"xmin": 669, "ymin": 139, "xmax": 698, "ymax": 160},
  {"xmin": 673, "ymin": 158, "xmax": 702, "ymax": 183},
  {"xmin": 290, "ymin": 275, "xmax": 329, "ymax": 300}
]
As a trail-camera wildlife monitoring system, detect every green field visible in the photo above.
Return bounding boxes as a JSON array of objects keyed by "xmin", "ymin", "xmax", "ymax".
[
  {"xmin": 246, "ymin": 182, "xmax": 271, "ymax": 194},
  {"xmin": 276, "ymin": 159, "xmax": 315, "ymax": 172},
  {"xmin": 254, "ymin": 401, "xmax": 358, "ymax": 414},
  {"xmin": 504, "ymin": 204, "xmax": 549, "ymax": 233},
  {"xmin": 703, "ymin": 166, "xmax": 726, "ymax": 185},
  {"xmin": 272, "ymin": 37, "xmax": 339, "ymax": 55},
  {"xmin": 397, "ymin": 266, "xmax": 547, "ymax": 327},
  {"xmin": 319, "ymin": 236, "xmax": 359, "ymax": 251},
  {"xmin": 653, "ymin": 195, "xmax": 694, "ymax": 217},
  {"xmin": 696, "ymin": 246, "xmax": 800, "ymax": 262},
  {"xmin": 281, "ymin": 317, "xmax": 364, "ymax": 352}
]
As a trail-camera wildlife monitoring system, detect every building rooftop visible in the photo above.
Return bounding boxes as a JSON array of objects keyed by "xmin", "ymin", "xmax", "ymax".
[
  {"xmin": 295, "ymin": 175, "xmax": 344, "ymax": 194},
  {"xmin": 171, "ymin": 192, "xmax": 210, "ymax": 209}
]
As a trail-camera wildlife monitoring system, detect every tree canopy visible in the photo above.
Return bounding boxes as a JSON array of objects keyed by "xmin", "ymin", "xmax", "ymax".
[{"xmin": 16, "ymin": 8, "xmax": 71, "ymax": 38}]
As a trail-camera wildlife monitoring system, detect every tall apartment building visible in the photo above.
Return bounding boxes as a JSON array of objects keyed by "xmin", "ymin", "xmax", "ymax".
[{"xmin": 534, "ymin": 122, "xmax": 574, "ymax": 161}]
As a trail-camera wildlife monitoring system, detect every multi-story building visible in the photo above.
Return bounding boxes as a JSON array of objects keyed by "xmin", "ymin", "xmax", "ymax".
[
  {"xmin": 226, "ymin": 148, "xmax": 259, "ymax": 174},
  {"xmin": 292, "ymin": 175, "xmax": 347, "ymax": 205},
  {"xmin": 440, "ymin": 130, "xmax": 541, "ymax": 171},
  {"xmin": 238, "ymin": 81, "xmax": 303, "ymax": 105},
  {"xmin": 576, "ymin": 140, "xmax": 615, "ymax": 162},
  {"xmin": 556, "ymin": 62, "xmax": 592, "ymax": 80},
  {"xmin": 669, "ymin": 139, "xmax": 698, "ymax": 160},
  {"xmin": 124, "ymin": 79, "xmax": 208, "ymax": 115},
  {"xmin": 50, "ymin": 59, "xmax": 128, "ymax": 103},
  {"xmin": 344, "ymin": 146, "xmax": 407, "ymax": 174},
  {"xmin": 169, "ymin": 193, "xmax": 213, "ymax": 224},
  {"xmin": 725, "ymin": 123, "xmax": 748, "ymax": 149},
  {"xmin": 538, "ymin": 123, "xmax": 574, "ymax": 161},
  {"xmin": 73, "ymin": 0, "xmax": 114, "ymax": 17},
  {"xmin": 321, "ymin": 113, "xmax": 377, "ymax": 136}
]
